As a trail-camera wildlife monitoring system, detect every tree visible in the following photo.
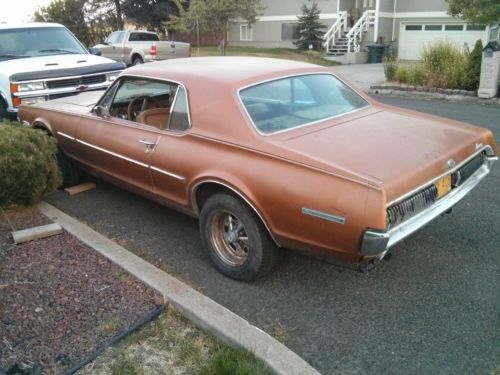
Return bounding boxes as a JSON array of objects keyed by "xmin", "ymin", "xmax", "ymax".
[
  {"xmin": 446, "ymin": 0, "xmax": 500, "ymax": 25},
  {"xmin": 121, "ymin": 0, "xmax": 184, "ymax": 34},
  {"xmin": 34, "ymin": 0, "xmax": 93, "ymax": 46},
  {"xmin": 294, "ymin": 1, "xmax": 326, "ymax": 51},
  {"xmin": 461, "ymin": 39, "xmax": 483, "ymax": 91},
  {"xmin": 168, "ymin": 0, "xmax": 263, "ymax": 55}
]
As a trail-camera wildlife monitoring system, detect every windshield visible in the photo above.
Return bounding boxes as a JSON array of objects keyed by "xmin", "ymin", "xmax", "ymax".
[
  {"xmin": 0, "ymin": 27, "xmax": 87, "ymax": 60},
  {"xmin": 239, "ymin": 74, "xmax": 369, "ymax": 134}
]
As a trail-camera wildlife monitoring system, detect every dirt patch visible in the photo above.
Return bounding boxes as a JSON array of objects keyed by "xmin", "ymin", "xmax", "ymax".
[{"xmin": 0, "ymin": 206, "xmax": 162, "ymax": 374}]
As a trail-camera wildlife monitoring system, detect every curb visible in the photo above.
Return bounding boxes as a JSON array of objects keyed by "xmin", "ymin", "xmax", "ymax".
[{"xmin": 38, "ymin": 202, "xmax": 320, "ymax": 375}]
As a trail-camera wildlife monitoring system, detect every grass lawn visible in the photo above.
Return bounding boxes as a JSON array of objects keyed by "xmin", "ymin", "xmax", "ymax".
[{"xmin": 194, "ymin": 46, "xmax": 340, "ymax": 67}]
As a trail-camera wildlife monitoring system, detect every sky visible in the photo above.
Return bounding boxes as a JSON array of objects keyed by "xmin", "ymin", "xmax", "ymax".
[{"xmin": 0, "ymin": 0, "xmax": 54, "ymax": 23}]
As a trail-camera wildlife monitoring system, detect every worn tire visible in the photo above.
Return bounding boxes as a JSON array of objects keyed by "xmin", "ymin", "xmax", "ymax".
[
  {"xmin": 199, "ymin": 193, "xmax": 279, "ymax": 281},
  {"xmin": 0, "ymin": 99, "xmax": 7, "ymax": 121},
  {"xmin": 56, "ymin": 149, "xmax": 81, "ymax": 188},
  {"xmin": 132, "ymin": 56, "xmax": 144, "ymax": 65}
]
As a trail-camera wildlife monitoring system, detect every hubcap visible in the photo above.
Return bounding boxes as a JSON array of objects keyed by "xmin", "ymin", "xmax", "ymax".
[{"xmin": 208, "ymin": 211, "xmax": 249, "ymax": 267}]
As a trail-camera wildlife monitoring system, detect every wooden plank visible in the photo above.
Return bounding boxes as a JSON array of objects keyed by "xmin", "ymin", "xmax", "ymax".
[
  {"xmin": 64, "ymin": 182, "xmax": 96, "ymax": 196},
  {"xmin": 12, "ymin": 223, "xmax": 63, "ymax": 244}
]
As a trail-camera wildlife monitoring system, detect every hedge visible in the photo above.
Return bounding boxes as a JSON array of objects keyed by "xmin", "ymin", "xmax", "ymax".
[{"xmin": 0, "ymin": 123, "xmax": 62, "ymax": 208}]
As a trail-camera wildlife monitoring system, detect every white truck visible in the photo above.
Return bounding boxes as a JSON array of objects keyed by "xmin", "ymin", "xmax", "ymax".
[
  {"xmin": 94, "ymin": 30, "xmax": 191, "ymax": 66},
  {"xmin": 0, "ymin": 23, "xmax": 125, "ymax": 120}
]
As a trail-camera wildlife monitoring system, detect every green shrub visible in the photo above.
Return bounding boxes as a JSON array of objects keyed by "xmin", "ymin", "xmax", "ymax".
[
  {"xmin": 395, "ymin": 65, "xmax": 409, "ymax": 83},
  {"xmin": 460, "ymin": 39, "xmax": 483, "ymax": 91},
  {"xmin": 0, "ymin": 124, "xmax": 62, "ymax": 208},
  {"xmin": 420, "ymin": 40, "xmax": 467, "ymax": 89},
  {"xmin": 407, "ymin": 65, "xmax": 426, "ymax": 86},
  {"xmin": 383, "ymin": 55, "xmax": 398, "ymax": 81}
]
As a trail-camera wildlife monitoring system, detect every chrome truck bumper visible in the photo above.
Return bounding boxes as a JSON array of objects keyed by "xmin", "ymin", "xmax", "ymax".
[{"xmin": 360, "ymin": 148, "xmax": 497, "ymax": 257}]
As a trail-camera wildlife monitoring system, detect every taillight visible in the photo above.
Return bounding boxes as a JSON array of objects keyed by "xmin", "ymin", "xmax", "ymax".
[{"xmin": 150, "ymin": 44, "xmax": 157, "ymax": 59}]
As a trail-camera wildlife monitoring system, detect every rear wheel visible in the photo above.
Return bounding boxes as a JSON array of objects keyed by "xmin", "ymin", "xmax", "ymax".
[
  {"xmin": 132, "ymin": 56, "xmax": 144, "ymax": 65},
  {"xmin": 199, "ymin": 193, "xmax": 279, "ymax": 281},
  {"xmin": 56, "ymin": 149, "xmax": 81, "ymax": 188}
]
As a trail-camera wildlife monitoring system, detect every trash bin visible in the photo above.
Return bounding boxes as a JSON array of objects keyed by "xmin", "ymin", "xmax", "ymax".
[{"xmin": 367, "ymin": 44, "xmax": 389, "ymax": 63}]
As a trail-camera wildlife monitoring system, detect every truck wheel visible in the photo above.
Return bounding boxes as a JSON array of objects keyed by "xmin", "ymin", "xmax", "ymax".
[
  {"xmin": 132, "ymin": 56, "xmax": 144, "ymax": 65},
  {"xmin": 56, "ymin": 149, "xmax": 81, "ymax": 188},
  {"xmin": 0, "ymin": 100, "xmax": 7, "ymax": 121},
  {"xmin": 199, "ymin": 193, "xmax": 279, "ymax": 281}
]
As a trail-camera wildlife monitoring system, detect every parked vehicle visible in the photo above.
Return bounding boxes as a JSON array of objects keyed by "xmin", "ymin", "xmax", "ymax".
[
  {"xmin": 93, "ymin": 30, "xmax": 190, "ymax": 66},
  {"xmin": 18, "ymin": 57, "xmax": 497, "ymax": 281},
  {"xmin": 0, "ymin": 23, "xmax": 125, "ymax": 120}
]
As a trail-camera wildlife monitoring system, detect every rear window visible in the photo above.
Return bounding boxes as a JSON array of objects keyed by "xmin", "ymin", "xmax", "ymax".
[
  {"xmin": 129, "ymin": 32, "xmax": 160, "ymax": 42},
  {"xmin": 239, "ymin": 74, "xmax": 369, "ymax": 134}
]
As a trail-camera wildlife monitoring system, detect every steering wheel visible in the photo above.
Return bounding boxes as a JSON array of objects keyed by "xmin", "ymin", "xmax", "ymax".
[{"xmin": 127, "ymin": 96, "xmax": 161, "ymax": 121}]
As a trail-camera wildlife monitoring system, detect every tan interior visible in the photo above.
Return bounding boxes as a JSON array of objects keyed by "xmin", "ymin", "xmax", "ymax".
[{"xmin": 136, "ymin": 108, "xmax": 170, "ymax": 129}]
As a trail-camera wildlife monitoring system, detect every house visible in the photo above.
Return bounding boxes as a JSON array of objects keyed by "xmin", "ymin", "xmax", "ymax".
[{"xmin": 228, "ymin": 0, "xmax": 491, "ymax": 61}]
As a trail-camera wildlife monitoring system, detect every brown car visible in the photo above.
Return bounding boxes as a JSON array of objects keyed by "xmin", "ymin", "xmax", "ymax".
[{"xmin": 19, "ymin": 57, "xmax": 497, "ymax": 281}]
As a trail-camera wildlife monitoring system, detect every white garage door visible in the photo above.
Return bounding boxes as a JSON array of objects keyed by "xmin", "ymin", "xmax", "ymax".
[{"xmin": 398, "ymin": 23, "xmax": 487, "ymax": 60}]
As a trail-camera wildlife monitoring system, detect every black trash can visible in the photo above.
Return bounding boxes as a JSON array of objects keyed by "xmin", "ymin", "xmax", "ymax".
[{"xmin": 367, "ymin": 44, "xmax": 389, "ymax": 63}]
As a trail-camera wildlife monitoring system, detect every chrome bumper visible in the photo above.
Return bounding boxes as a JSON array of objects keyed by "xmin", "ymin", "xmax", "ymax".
[{"xmin": 360, "ymin": 154, "xmax": 497, "ymax": 257}]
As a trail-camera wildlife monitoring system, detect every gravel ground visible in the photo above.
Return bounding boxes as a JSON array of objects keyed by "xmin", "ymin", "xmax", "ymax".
[{"xmin": 0, "ymin": 206, "xmax": 162, "ymax": 374}]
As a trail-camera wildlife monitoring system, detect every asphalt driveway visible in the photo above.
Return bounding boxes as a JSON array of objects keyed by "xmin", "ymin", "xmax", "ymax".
[{"xmin": 47, "ymin": 96, "xmax": 500, "ymax": 374}]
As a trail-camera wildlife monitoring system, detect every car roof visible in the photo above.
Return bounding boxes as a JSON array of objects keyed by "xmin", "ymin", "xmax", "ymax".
[
  {"xmin": 0, "ymin": 22, "xmax": 64, "ymax": 30},
  {"xmin": 125, "ymin": 56, "xmax": 327, "ymax": 88}
]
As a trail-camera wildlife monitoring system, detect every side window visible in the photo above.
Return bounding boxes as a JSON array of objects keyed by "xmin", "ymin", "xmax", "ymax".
[
  {"xmin": 106, "ymin": 31, "xmax": 120, "ymax": 44},
  {"xmin": 168, "ymin": 86, "xmax": 190, "ymax": 131},
  {"xmin": 101, "ymin": 77, "xmax": 176, "ymax": 129},
  {"xmin": 129, "ymin": 33, "xmax": 139, "ymax": 42},
  {"xmin": 116, "ymin": 31, "xmax": 125, "ymax": 43}
]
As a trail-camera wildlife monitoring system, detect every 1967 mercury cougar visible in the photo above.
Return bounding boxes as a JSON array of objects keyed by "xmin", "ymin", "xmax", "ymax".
[{"xmin": 19, "ymin": 57, "xmax": 497, "ymax": 281}]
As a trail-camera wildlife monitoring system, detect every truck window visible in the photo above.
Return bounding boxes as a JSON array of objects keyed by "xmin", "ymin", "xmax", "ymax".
[
  {"xmin": 129, "ymin": 32, "xmax": 159, "ymax": 42},
  {"xmin": 106, "ymin": 31, "xmax": 124, "ymax": 44}
]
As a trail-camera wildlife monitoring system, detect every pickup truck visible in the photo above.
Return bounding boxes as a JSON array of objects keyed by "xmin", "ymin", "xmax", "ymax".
[
  {"xmin": 0, "ymin": 22, "xmax": 125, "ymax": 120},
  {"xmin": 93, "ymin": 30, "xmax": 191, "ymax": 66}
]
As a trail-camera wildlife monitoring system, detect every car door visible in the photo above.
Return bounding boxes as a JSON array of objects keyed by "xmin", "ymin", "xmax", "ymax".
[
  {"xmin": 101, "ymin": 31, "xmax": 125, "ymax": 62},
  {"xmin": 150, "ymin": 85, "xmax": 192, "ymax": 206},
  {"xmin": 76, "ymin": 76, "xmax": 175, "ymax": 193}
]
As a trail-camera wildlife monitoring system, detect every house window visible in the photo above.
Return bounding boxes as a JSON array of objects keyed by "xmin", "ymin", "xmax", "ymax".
[
  {"xmin": 466, "ymin": 25, "xmax": 486, "ymax": 31},
  {"xmin": 282, "ymin": 23, "xmax": 300, "ymax": 41},
  {"xmin": 405, "ymin": 25, "xmax": 422, "ymax": 31},
  {"xmin": 240, "ymin": 24, "xmax": 253, "ymax": 41},
  {"xmin": 424, "ymin": 25, "xmax": 443, "ymax": 31},
  {"xmin": 445, "ymin": 25, "xmax": 464, "ymax": 31}
]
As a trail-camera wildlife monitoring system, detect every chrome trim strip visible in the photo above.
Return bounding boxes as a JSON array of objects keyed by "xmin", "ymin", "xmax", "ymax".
[
  {"xmin": 236, "ymin": 72, "xmax": 371, "ymax": 136},
  {"xmin": 301, "ymin": 207, "xmax": 345, "ymax": 224},
  {"xmin": 76, "ymin": 139, "xmax": 149, "ymax": 168},
  {"xmin": 191, "ymin": 179, "xmax": 281, "ymax": 247},
  {"xmin": 13, "ymin": 82, "xmax": 110, "ymax": 99},
  {"xmin": 387, "ymin": 145, "xmax": 494, "ymax": 207},
  {"xmin": 150, "ymin": 166, "xmax": 185, "ymax": 181},
  {"xmin": 57, "ymin": 131, "xmax": 76, "ymax": 141}
]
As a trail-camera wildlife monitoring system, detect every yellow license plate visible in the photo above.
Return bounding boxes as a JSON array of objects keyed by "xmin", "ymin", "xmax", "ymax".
[{"xmin": 436, "ymin": 175, "xmax": 452, "ymax": 199}]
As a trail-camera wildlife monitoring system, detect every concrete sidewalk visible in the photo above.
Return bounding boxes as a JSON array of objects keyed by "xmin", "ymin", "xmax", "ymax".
[{"xmin": 331, "ymin": 63, "xmax": 385, "ymax": 91}]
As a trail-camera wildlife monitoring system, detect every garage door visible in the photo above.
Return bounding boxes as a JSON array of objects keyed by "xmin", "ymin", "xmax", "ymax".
[{"xmin": 398, "ymin": 23, "xmax": 487, "ymax": 60}]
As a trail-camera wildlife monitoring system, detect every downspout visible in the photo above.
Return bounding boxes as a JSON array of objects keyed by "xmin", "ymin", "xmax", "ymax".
[
  {"xmin": 374, "ymin": 0, "xmax": 380, "ymax": 42},
  {"xmin": 392, "ymin": 0, "xmax": 397, "ymax": 41}
]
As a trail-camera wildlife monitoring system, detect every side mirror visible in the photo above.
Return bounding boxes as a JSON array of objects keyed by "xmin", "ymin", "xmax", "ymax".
[
  {"xmin": 94, "ymin": 105, "xmax": 110, "ymax": 118},
  {"xmin": 89, "ymin": 47, "xmax": 102, "ymax": 56}
]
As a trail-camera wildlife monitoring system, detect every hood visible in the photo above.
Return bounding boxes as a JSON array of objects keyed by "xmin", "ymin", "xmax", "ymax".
[
  {"xmin": 29, "ymin": 90, "xmax": 104, "ymax": 115},
  {"xmin": 280, "ymin": 108, "xmax": 491, "ymax": 201},
  {"xmin": 1, "ymin": 54, "xmax": 124, "ymax": 80}
]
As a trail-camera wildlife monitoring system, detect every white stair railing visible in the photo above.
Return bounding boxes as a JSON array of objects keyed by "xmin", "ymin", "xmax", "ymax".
[
  {"xmin": 322, "ymin": 11, "xmax": 348, "ymax": 51},
  {"xmin": 346, "ymin": 10, "xmax": 376, "ymax": 53}
]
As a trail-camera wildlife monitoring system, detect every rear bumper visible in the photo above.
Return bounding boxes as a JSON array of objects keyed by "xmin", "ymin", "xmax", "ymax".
[{"xmin": 360, "ymin": 152, "xmax": 497, "ymax": 257}]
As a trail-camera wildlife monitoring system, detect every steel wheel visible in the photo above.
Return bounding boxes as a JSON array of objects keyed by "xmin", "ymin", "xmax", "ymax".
[{"xmin": 208, "ymin": 210, "xmax": 249, "ymax": 267}]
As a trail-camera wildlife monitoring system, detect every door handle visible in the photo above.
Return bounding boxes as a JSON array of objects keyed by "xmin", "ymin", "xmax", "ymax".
[{"xmin": 139, "ymin": 139, "xmax": 156, "ymax": 149}]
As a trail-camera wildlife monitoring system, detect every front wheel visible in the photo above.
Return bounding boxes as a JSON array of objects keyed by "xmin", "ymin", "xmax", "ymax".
[
  {"xmin": 56, "ymin": 149, "xmax": 81, "ymax": 188},
  {"xmin": 0, "ymin": 100, "xmax": 7, "ymax": 121},
  {"xmin": 199, "ymin": 193, "xmax": 279, "ymax": 281}
]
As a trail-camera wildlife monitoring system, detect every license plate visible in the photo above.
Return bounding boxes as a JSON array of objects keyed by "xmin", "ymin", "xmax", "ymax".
[{"xmin": 436, "ymin": 175, "xmax": 452, "ymax": 199}]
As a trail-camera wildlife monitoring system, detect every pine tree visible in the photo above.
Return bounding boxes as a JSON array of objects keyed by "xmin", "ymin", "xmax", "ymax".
[
  {"xmin": 294, "ymin": 1, "xmax": 326, "ymax": 51},
  {"xmin": 461, "ymin": 39, "xmax": 483, "ymax": 91}
]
